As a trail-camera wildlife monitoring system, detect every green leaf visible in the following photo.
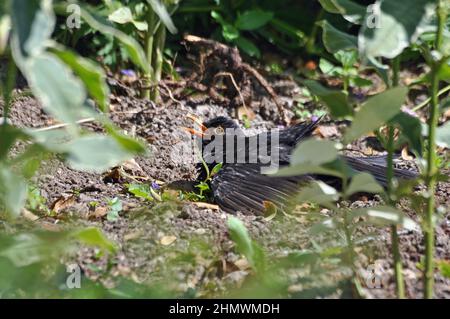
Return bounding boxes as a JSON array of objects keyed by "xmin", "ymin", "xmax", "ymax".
[
  {"xmin": 350, "ymin": 76, "xmax": 373, "ymax": 87},
  {"xmin": 436, "ymin": 121, "xmax": 450, "ymax": 148},
  {"xmin": 304, "ymin": 80, "xmax": 353, "ymax": 118},
  {"xmin": 0, "ymin": 125, "xmax": 28, "ymax": 160},
  {"xmin": 390, "ymin": 112, "xmax": 423, "ymax": 155},
  {"xmin": 108, "ymin": 6, "xmax": 133, "ymax": 24},
  {"xmin": 319, "ymin": 58, "xmax": 340, "ymax": 75},
  {"xmin": 222, "ymin": 24, "xmax": 240, "ymax": 41},
  {"xmin": 107, "ymin": 197, "xmax": 122, "ymax": 222},
  {"xmin": 0, "ymin": 15, "xmax": 10, "ymax": 55},
  {"xmin": 318, "ymin": 0, "xmax": 366, "ymax": 24},
  {"xmin": 437, "ymin": 260, "xmax": 450, "ymax": 279},
  {"xmin": 0, "ymin": 232, "xmax": 69, "ymax": 267},
  {"xmin": 63, "ymin": 135, "xmax": 137, "ymax": 173},
  {"xmin": 291, "ymin": 138, "xmax": 339, "ymax": 166},
  {"xmin": 346, "ymin": 172, "xmax": 383, "ymax": 196},
  {"xmin": 49, "ymin": 45, "xmax": 110, "ymax": 112},
  {"xmin": 210, "ymin": 162, "xmax": 223, "ymax": 177},
  {"xmin": 235, "ymin": 36, "xmax": 260, "ymax": 58},
  {"xmin": 344, "ymin": 86, "xmax": 408, "ymax": 143},
  {"xmin": 271, "ymin": 157, "xmax": 352, "ymax": 179},
  {"xmin": 358, "ymin": 0, "xmax": 436, "ymax": 59},
  {"xmin": 0, "ymin": 164, "xmax": 27, "ymax": 217},
  {"xmin": 23, "ymin": 53, "xmax": 95, "ymax": 127},
  {"xmin": 310, "ymin": 217, "xmax": 340, "ymax": 235},
  {"xmin": 437, "ymin": 61, "xmax": 450, "ymax": 83},
  {"xmin": 10, "ymin": 0, "xmax": 55, "ymax": 59},
  {"xmin": 147, "ymin": 0, "xmax": 177, "ymax": 34},
  {"xmin": 108, "ymin": 6, "xmax": 148, "ymax": 31},
  {"xmin": 211, "ymin": 11, "xmax": 226, "ymax": 25},
  {"xmin": 127, "ymin": 183, "xmax": 154, "ymax": 201},
  {"xmin": 71, "ymin": 227, "xmax": 117, "ymax": 254},
  {"xmin": 317, "ymin": 20, "xmax": 357, "ymax": 53},
  {"xmin": 105, "ymin": 126, "xmax": 147, "ymax": 154},
  {"xmin": 227, "ymin": 216, "xmax": 265, "ymax": 272},
  {"xmin": 334, "ymin": 50, "xmax": 358, "ymax": 69},
  {"xmin": 235, "ymin": 10, "xmax": 273, "ymax": 30},
  {"xmin": 349, "ymin": 206, "xmax": 419, "ymax": 231},
  {"xmin": 297, "ymin": 180, "xmax": 339, "ymax": 206},
  {"xmin": 79, "ymin": 6, "xmax": 149, "ymax": 73}
]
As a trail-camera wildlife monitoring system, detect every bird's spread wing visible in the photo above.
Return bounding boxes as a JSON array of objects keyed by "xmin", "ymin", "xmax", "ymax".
[{"xmin": 210, "ymin": 163, "xmax": 310, "ymax": 215}]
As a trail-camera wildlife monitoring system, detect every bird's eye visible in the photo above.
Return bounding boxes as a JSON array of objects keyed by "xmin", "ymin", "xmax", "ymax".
[{"xmin": 214, "ymin": 126, "xmax": 224, "ymax": 135}]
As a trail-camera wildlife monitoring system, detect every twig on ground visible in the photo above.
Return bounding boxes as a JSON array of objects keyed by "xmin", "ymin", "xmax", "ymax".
[{"xmin": 33, "ymin": 118, "xmax": 96, "ymax": 132}]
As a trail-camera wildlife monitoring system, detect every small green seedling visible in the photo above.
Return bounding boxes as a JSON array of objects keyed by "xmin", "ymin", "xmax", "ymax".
[
  {"xmin": 106, "ymin": 197, "xmax": 122, "ymax": 222},
  {"xmin": 319, "ymin": 50, "xmax": 372, "ymax": 93}
]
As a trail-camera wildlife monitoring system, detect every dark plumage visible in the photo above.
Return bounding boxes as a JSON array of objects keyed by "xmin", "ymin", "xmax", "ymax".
[{"xmin": 191, "ymin": 116, "xmax": 417, "ymax": 215}]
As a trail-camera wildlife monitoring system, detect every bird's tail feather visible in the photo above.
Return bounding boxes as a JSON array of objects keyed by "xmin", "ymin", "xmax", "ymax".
[{"xmin": 344, "ymin": 155, "xmax": 418, "ymax": 187}]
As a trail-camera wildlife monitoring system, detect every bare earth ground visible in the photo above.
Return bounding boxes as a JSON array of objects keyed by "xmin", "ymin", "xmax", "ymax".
[{"xmin": 1, "ymin": 64, "xmax": 449, "ymax": 298}]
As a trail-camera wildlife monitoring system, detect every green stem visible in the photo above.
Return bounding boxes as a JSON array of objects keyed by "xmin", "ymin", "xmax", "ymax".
[
  {"xmin": 424, "ymin": 0, "xmax": 447, "ymax": 299},
  {"xmin": 142, "ymin": 9, "xmax": 156, "ymax": 99},
  {"xmin": 306, "ymin": 9, "xmax": 324, "ymax": 54},
  {"xmin": 343, "ymin": 75, "xmax": 349, "ymax": 94},
  {"xmin": 387, "ymin": 56, "xmax": 405, "ymax": 299},
  {"xmin": 341, "ymin": 178, "xmax": 360, "ymax": 297},
  {"xmin": 1, "ymin": 54, "xmax": 17, "ymax": 126},
  {"xmin": 412, "ymin": 84, "xmax": 450, "ymax": 112},
  {"xmin": 151, "ymin": 24, "xmax": 166, "ymax": 101},
  {"xmin": 424, "ymin": 63, "xmax": 439, "ymax": 300}
]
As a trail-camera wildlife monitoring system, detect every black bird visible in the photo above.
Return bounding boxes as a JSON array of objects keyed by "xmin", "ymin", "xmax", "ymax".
[{"xmin": 185, "ymin": 115, "xmax": 417, "ymax": 215}]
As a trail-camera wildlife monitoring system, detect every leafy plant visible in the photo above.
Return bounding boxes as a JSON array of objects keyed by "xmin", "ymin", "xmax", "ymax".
[
  {"xmin": 26, "ymin": 186, "xmax": 50, "ymax": 216},
  {"xmin": 319, "ymin": 49, "xmax": 372, "ymax": 93},
  {"xmin": 273, "ymin": 138, "xmax": 418, "ymax": 297},
  {"xmin": 0, "ymin": 0, "xmax": 145, "ymax": 218},
  {"xmin": 303, "ymin": 0, "xmax": 449, "ymax": 299},
  {"xmin": 106, "ymin": 197, "xmax": 122, "ymax": 222},
  {"xmin": 127, "ymin": 182, "xmax": 162, "ymax": 201},
  {"xmin": 211, "ymin": 9, "xmax": 273, "ymax": 58},
  {"xmin": 55, "ymin": 0, "xmax": 179, "ymax": 101}
]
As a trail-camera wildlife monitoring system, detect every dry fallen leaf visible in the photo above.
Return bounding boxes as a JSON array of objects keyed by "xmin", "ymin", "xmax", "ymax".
[
  {"xmin": 401, "ymin": 146, "xmax": 414, "ymax": 160},
  {"xmin": 237, "ymin": 106, "xmax": 256, "ymax": 121},
  {"xmin": 21, "ymin": 208, "xmax": 39, "ymax": 221},
  {"xmin": 50, "ymin": 195, "xmax": 76, "ymax": 213},
  {"xmin": 444, "ymin": 108, "xmax": 450, "ymax": 120},
  {"xmin": 160, "ymin": 235, "xmax": 177, "ymax": 246},
  {"xmin": 314, "ymin": 125, "xmax": 339, "ymax": 138},
  {"xmin": 124, "ymin": 231, "xmax": 142, "ymax": 241},
  {"xmin": 39, "ymin": 221, "xmax": 62, "ymax": 232},
  {"xmin": 234, "ymin": 258, "xmax": 250, "ymax": 271},
  {"xmin": 122, "ymin": 158, "xmax": 144, "ymax": 173},
  {"xmin": 103, "ymin": 167, "xmax": 122, "ymax": 183},
  {"xmin": 191, "ymin": 202, "xmax": 220, "ymax": 210},
  {"xmin": 89, "ymin": 206, "xmax": 108, "ymax": 219}
]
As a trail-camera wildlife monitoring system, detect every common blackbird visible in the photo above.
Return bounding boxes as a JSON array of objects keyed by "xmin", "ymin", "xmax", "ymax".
[{"xmin": 185, "ymin": 115, "xmax": 417, "ymax": 215}]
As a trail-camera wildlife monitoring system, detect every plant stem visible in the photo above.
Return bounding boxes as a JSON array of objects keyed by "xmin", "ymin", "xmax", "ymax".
[
  {"xmin": 423, "ymin": 0, "xmax": 447, "ymax": 299},
  {"xmin": 412, "ymin": 84, "xmax": 450, "ymax": 112},
  {"xmin": 341, "ymin": 178, "xmax": 361, "ymax": 297},
  {"xmin": 387, "ymin": 55, "xmax": 405, "ymax": 299},
  {"xmin": 151, "ymin": 24, "xmax": 166, "ymax": 101},
  {"xmin": 1, "ymin": 54, "xmax": 17, "ymax": 126},
  {"xmin": 142, "ymin": 9, "xmax": 156, "ymax": 99},
  {"xmin": 306, "ymin": 9, "xmax": 324, "ymax": 54}
]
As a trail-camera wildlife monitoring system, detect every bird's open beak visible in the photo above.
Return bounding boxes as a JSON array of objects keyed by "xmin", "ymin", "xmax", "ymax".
[{"xmin": 182, "ymin": 115, "xmax": 207, "ymax": 137}]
